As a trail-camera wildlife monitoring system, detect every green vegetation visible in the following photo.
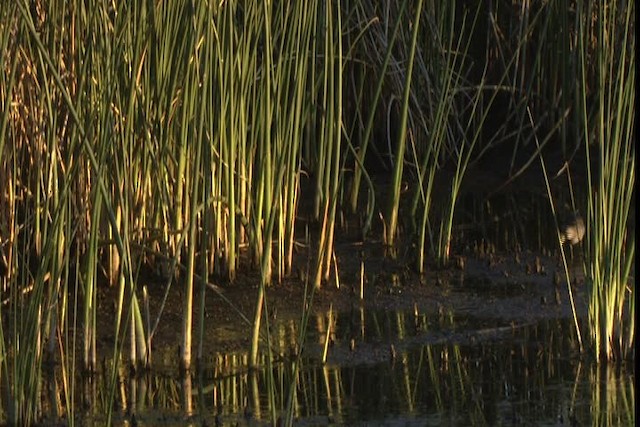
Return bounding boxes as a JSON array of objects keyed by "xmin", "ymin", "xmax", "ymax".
[
  {"xmin": 579, "ymin": 1, "xmax": 635, "ymax": 362},
  {"xmin": 0, "ymin": 0, "xmax": 634, "ymax": 424}
]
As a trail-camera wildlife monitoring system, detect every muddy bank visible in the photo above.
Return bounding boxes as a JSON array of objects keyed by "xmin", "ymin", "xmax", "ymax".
[{"xmin": 95, "ymin": 238, "xmax": 588, "ymax": 369}]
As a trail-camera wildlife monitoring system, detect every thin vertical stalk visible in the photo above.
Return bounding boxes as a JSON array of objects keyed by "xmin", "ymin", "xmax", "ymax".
[
  {"xmin": 349, "ymin": 0, "xmax": 408, "ymax": 214},
  {"xmin": 312, "ymin": 0, "xmax": 343, "ymax": 288},
  {"xmin": 386, "ymin": 0, "xmax": 424, "ymax": 248}
]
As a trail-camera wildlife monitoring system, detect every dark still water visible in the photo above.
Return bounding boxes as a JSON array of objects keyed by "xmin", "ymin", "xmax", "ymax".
[{"xmin": 29, "ymin": 310, "xmax": 634, "ymax": 426}]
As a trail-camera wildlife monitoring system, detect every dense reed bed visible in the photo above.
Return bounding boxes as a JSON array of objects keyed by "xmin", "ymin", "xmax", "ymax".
[{"xmin": 0, "ymin": 0, "xmax": 634, "ymax": 424}]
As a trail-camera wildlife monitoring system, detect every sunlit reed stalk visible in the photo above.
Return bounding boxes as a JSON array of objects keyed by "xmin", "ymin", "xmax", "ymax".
[
  {"xmin": 579, "ymin": 0, "xmax": 635, "ymax": 362},
  {"xmin": 197, "ymin": 4, "xmax": 215, "ymax": 368},
  {"xmin": 12, "ymin": 2, "xmax": 149, "ymax": 422},
  {"xmin": 1, "ymin": 3, "xmax": 72, "ymax": 423},
  {"xmin": 385, "ymin": 0, "xmax": 424, "ymax": 250},
  {"xmin": 249, "ymin": 0, "xmax": 276, "ymax": 368},
  {"xmin": 177, "ymin": 0, "xmax": 211, "ymax": 372},
  {"xmin": 249, "ymin": 0, "xmax": 318, "ymax": 366},
  {"xmin": 322, "ymin": 304, "xmax": 333, "ymax": 364},
  {"xmin": 312, "ymin": 0, "xmax": 343, "ymax": 288}
]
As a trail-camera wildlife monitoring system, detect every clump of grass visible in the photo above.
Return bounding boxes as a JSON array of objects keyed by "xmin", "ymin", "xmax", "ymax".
[
  {"xmin": 532, "ymin": 0, "xmax": 634, "ymax": 362},
  {"xmin": 578, "ymin": 0, "xmax": 635, "ymax": 362}
]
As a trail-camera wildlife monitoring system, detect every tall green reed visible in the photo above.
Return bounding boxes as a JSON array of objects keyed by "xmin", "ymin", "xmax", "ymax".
[
  {"xmin": 223, "ymin": 0, "xmax": 318, "ymax": 365},
  {"xmin": 385, "ymin": 0, "xmax": 424, "ymax": 250},
  {"xmin": 311, "ymin": 0, "xmax": 344, "ymax": 288},
  {"xmin": 409, "ymin": 1, "xmax": 484, "ymax": 270},
  {"xmin": 0, "ymin": 2, "xmax": 89, "ymax": 423},
  {"xmin": 529, "ymin": 0, "xmax": 634, "ymax": 361},
  {"xmin": 578, "ymin": 0, "xmax": 635, "ymax": 362}
]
